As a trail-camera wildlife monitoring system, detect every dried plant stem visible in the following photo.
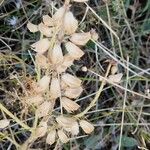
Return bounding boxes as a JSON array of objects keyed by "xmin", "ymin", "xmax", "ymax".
[
  {"xmin": 75, "ymin": 63, "xmax": 112, "ymax": 118},
  {"xmin": 0, "ymin": 103, "xmax": 31, "ymax": 131},
  {"xmin": 0, "ymin": 132, "xmax": 20, "ymax": 148}
]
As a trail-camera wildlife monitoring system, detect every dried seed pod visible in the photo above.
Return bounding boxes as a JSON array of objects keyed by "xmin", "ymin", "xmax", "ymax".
[
  {"xmin": 90, "ymin": 29, "xmax": 99, "ymax": 41},
  {"xmin": 53, "ymin": 6, "xmax": 66, "ymax": 26},
  {"xmin": 43, "ymin": 15, "xmax": 54, "ymax": 26},
  {"xmin": 70, "ymin": 121, "xmax": 79, "ymax": 135},
  {"xmin": 57, "ymin": 130, "xmax": 69, "ymax": 143},
  {"xmin": 70, "ymin": 32, "xmax": 91, "ymax": 46},
  {"xmin": 61, "ymin": 73, "xmax": 82, "ymax": 88},
  {"xmin": 73, "ymin": 0, "xmax": 88, "ymax": 2},
  {"xmin": 35, "ymin": 54, "xmax": 49, "ymax": 69},
  {"xmin": 56, "ymin": 54, "xmax": 74, "ymax": 73},
  {"xmin": 64, "ymin": 11, "xmax": 78, "ymax": 35},
  {"xmin": 108, "ymin": 73, "xmax": 123, "ymax": 83},
  {"xmin": 26, "ymin": 95, "xmax": 44, "ymax": 106},
  {"xmin": 36, "ymin": 101, "xmax": 52, "ymax": 118},
  {"xmin": 50, "ymin": 77, "xmax": 61, "ymax": 99},
  {"xmin": 64, "ymin": 86, "xmax": 83, "ymax": 99},
  {"xmin": 65, "ymin": 42, "xmax": 84, "ymax": 60},
  {"xmin": 27, "ymin": 22, "xmax": 38, "ymax": 32},
  {"xmin": 56, "ymin": 115, "xmax": 75, "ymax": 128},
  {"xmin": 49, "ymin": 43, "xmax": 63, "ymax": 64},
  {"xmin": 46, "ymin": 130, "xmax": 56, "ymax": 145},
  {"xmin": 35, "ymin": 121, "xmax": 47, "ymax": 138},
  {"xmin": 31, "ymin": 38, "xmax": 50, "ymax": 54},
  {"xmin": 38, "ymin": 23, "xmax": 53, "ymax": 37},
  {"xmin": 61, "ymin": 97, "xmax": 80, "ymax": 112},
  {"xmin": 79, "ymin": 120, "xmax": 94, "ymax": 134},
  {"xmin": 0, "ymin": 119, "xmax": 10, "ymax": 129},
  {"xmin": 111, "ymin": 65, "xmax": 118, "ymax": 75},
  {"xmin": 38, "ymin": 75, "xmax": 50, "ymax": 92}
]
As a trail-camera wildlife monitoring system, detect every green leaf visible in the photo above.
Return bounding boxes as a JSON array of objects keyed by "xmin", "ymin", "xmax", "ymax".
[{"xmin": 116, "ymin": 136, "xmax": 138, "ymax": 147}]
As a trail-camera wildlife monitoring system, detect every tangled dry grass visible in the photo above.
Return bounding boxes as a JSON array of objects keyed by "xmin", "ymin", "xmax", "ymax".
[{"xmin": 0, "ymin": 0, "xmax": 150, "ymax": 150}]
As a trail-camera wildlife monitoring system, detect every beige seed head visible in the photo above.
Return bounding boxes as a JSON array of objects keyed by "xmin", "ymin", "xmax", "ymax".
[
  {"xmin": 64, "ymin": 11, "xmax": 78, "ymax": 35},
  {"xmin": 27, "ymin": 22, "xmax": 38, "ymax": 33},
  {"xmin": 57, "ymin": 130, "xmax": 69, "ymax": 143},
  {"xmin": 50, "ymin": 77, "xmax": 61, "ymax": 99},
  {"xmin": 0, "ymin": 119, "xmax": 10, "ymax": 129},
  {"xmin": 79, "ymin": 120, "xmax": 94, "ymax": 134},
  {"xmin": 64, "ymin": 86, "xmax": 83, "ymax": 99},
  {"xmin": 38, "ymin": 23, "xmax": 53, "ymax": 37},
  {"xmin": 61, "ymin": 73, "xmax": 82, "ymax": 88},
  {"xmin": 31, "ymin": 38, "xmax": 50, "ymax": 54},
  {"xmin": 38, "ymin": 75, "xmax": 50, "ymax": 92},
  {"xmin": 108, "ymin": 73, "xmax": 123, "ymax": 83},
  {"xmin": 49, "ymin": 43, "xmax": 63, "ymax": 64},
  {"xmin": 46, "ymin": 130, "xmax": 56, "ymax": 145},
  {"xmin": 36, "ymin": 101, "xmax": 52, "ymax": 118},
  {"xmin": 65, "ymin": 42, "xmax": 84, "ymax": 60},
  {"xmin": 61, "ymin": 97, "xmax": 80, "ymax": 112},
  {"xmin": 70, "ymin": 32, "xmax": 91, "ymax": 46},
  {"xmin": 43, "ymin": 15, "xmax": 54, "ymax": 26}
]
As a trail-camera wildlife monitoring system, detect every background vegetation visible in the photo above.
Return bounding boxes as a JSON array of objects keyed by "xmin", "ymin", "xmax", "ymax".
[{"xmin": 0, "ymin": 0, "xmax": 150, "ymax": 149}]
